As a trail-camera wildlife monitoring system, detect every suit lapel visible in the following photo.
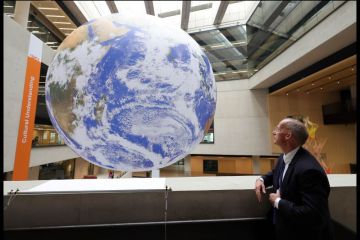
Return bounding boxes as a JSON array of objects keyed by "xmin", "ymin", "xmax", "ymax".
[
  {"xmin": 275, "ymin": 154, "xmax": 284, "ymax": 189},
  {"xmin": 282, "ymin": 147, "xmax": 304, "ymax": 187}
]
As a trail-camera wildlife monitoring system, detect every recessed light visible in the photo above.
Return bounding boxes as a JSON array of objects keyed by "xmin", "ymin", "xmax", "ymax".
[
  {"xmin": 311, "ymin": 83, "xmax": 315, "ymax": 86},
  {"xmin": 320, "ymin": 87, "xmax": 323, "ymax": 90},
  {"xmin": 351, "ymin": 67, "xmax": 354, "ymax": 71},
  {"xmin": 38, "ymin": 7, "xmax": 59, "ymax": 10},
  {"xmin": 337, "ymin": 81, "xmax": 340, "ymax": 84},
  {"xmin": 46, "ymin": 15, "xmax": 66, "ymax": 18},
  {"xmin": 286, "ymin": 93, "xmax": 289, "ymax": 96},
  {"xmin": 52, "ymin": 22, "xmax": 72, "ymax": 25},
  {"xmin": 59, "ymin": 28, "xmax": 75, "ymax": 30},
  {"xmin": 328, "ymin": 76, "xmax": 332, "ymax": 80}
]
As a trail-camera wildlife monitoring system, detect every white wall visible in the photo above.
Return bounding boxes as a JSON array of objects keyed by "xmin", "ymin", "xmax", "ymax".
[
  {"xmin": 191, "ymin": 80, "xmax": 272, "ymax": 155},
  {"xmin": 4, "ymin": 15, "xmax": 31, "ymax": 173},
  {"xmin": 4, "ymin": 15, "xmax": 76, "ymax": 172}
]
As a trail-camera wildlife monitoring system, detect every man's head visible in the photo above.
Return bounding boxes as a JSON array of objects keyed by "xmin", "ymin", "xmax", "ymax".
[{"xmin": 272, "ymin": 118, "xmax": 309, "ymax": 153}]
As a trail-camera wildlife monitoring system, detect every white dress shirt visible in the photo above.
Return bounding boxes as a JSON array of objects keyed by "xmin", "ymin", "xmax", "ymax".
[{"xmin": 274, "ymin": 146, "xmax": 300, "ymax": 208}]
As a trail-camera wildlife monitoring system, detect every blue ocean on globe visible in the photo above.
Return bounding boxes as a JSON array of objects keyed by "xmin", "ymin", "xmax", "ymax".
[{"xmin": 45, "ymin": 13, "xmax": 216, "ymax": 171}]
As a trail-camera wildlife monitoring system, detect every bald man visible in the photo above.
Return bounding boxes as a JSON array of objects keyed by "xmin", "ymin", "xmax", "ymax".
[{"xmin": 255, "ymin": 118, "xmax": 333, "ymax": 240}]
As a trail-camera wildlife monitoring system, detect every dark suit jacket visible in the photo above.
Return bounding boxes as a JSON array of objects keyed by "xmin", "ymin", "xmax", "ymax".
[{"xmin": 262, "ymin": 147, "xmax": 334, "ymax": 240}]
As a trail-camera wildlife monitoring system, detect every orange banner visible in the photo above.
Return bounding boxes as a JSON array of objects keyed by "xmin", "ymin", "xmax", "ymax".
[{"xmin": 12, "ymin": 56, "xmax": 41, "ymax": 180}]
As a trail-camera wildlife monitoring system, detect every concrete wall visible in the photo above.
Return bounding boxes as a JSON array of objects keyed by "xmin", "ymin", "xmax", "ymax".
[
  {"xmin": 192, "ymin": 80, "xmax": 272, "ymax": 155},
  {"xmin": 4, "ymin": 175, "xmax": 356, "ymax": 232},
  {"xmin": 4, "ymin": 15, "xmax": 30, "ymax": 172},
  {"xmin": 4, "ymin": 15, "xmax": 76, "ymax": 173}
]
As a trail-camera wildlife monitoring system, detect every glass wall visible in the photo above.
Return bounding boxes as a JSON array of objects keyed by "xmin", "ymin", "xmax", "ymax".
[{"xmin": 190, "ymin": 1, "xmax": 345, "ymax": 81}]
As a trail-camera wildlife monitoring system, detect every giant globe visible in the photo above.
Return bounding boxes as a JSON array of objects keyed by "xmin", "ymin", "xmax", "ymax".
[{"xmin": 45, "ymin": 13, "xmax": 216, "ymax": 172}]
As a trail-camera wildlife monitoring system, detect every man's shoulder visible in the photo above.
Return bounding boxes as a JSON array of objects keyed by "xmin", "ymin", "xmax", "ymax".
[{"xmin": 295, "ymin": 148, "xmax": 324, "ymax": 171}]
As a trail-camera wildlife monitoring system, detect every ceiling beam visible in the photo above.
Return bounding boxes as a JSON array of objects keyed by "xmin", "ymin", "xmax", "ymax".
[
  {"xmin": 144, "ymin": 1, "xmax": 155, "ymax": 16},
  {"xmin": 56, "ymin": 1, "xmax": 87, "ymax": 26},
  {"xmin": 29, "ymin": 3, "xmax": 66, "ymax": 41},
  {"xmin": 181, "ymin": 1, "xmax": 191, "ymax": 31},
  {"xmin": 263, "ymin": 1, "xmax": 288, "ymax": 28},
  {"xmin": 213, "ymin": 1, "xmax": 229, "ymax": 25},
  {"xmin": 106, "ymin": 1, "xmax": 118, "ymax": 14}
]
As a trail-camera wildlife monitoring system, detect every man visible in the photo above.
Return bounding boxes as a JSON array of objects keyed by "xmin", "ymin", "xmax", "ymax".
[{"xmin": 255, "ymin": 118, "xmax": 333, "ymax": 240}]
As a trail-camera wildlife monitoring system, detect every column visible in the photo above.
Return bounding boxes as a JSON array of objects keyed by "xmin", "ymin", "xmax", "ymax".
[
  {"xmin": 151, "ymin": 169, "xmax": 160, "ymax": 178},
  {"xmin": 13, "ymin": 1, "xmax": 30, "ymax": 28},
  {"xmin": 252, "ymin": 155, "xmax": 260, "ymax": 175},
  {"xmin": 184, "ymin": 155, "xmax": 191, "ymax": 176}
]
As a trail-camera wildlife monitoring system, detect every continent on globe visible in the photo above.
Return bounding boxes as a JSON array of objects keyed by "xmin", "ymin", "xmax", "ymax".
[{"xmin": 46, "ymin": 13, "xmax": 216, "ymax": 172}]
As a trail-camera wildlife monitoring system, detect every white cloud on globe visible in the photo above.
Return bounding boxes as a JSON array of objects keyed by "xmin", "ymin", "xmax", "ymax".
[{"xmin": 45, "ymin": 13, "xmax": 216, "ymax": 171}]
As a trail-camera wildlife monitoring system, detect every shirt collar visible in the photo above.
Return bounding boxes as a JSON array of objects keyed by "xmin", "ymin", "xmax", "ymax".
[{"xmin": 283, "ymin": 146, "xmax": 300, "ymax": 165}]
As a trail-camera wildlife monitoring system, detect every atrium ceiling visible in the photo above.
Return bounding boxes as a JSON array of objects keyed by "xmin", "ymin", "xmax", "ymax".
[
  {"xmin": 3, "ymin": 1, "xmax": 356, "ymax": 127},
  {"xmin": 4, "ymin": 1, "xmax": 349, "ymax": 82}
]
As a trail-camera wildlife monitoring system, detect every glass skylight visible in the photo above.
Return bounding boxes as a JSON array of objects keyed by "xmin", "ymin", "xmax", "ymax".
[
  {"xmin": 114, "ymin": 1, "xmax": 147, "ymax": 15},
  {"xmin": 74, "ymin": 1, "xmax": 111, "ymax": 21}
]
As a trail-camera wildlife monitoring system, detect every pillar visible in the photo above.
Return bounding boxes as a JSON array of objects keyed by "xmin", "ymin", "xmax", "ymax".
[{"xmin": 13, "ymin": 1, "xmax": 30, "ymax": 28}]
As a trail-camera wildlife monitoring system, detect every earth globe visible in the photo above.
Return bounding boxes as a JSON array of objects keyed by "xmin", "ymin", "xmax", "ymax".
[{"xmin": 45, "ymin": 13, "xmax": 216, "ymax": 172}]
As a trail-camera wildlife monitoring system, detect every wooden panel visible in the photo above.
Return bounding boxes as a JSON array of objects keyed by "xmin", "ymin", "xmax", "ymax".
[
  {"xmin": 235, "ymin": 158, "xmax": 253, "ymax": 174},
  {"xmin": 218, "ymin": 159, "xmax": 236, "ymax": 173}
]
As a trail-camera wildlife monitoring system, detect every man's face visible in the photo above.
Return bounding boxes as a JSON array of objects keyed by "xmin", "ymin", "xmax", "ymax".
[{"xmin": 272, "ymin": 121, "xmax": 290, "ymax": 147}]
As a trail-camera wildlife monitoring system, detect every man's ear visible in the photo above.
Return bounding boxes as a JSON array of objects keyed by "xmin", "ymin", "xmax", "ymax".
[{"xmin": 285, "ymin": 131, "xmax": 292, "ymax": 140}]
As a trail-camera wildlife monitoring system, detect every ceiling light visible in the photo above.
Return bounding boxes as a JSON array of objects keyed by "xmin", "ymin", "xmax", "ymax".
[
  {"xmin": 38, "ymin": 7, "xmax": 59, "ymax": 10},
  {"xmin": 337, "ymin": 81, "xmax": 340, "ymax": 84},
  {"xmin": 311, "ymin": 83, "xmax": 315, "ymax": 86},
  {"xmin": 286, "ymin": 93, "xmax": 289, "ymax": 96},
  {"xmin": 351, "ymin": 66, "xmax": 354, "ymax": 71},
  {"xmin": 232, "ymin": 41, "xmax": 246, "ymax": 46},
  {"xmin": 328, "ymin": 76, "xmax": 332, "ymax": 80},
  {"xmin": 306, "ymin": 91, "xmax": 310, "ymax": 94},
  {"xmin": 210, "ymin": 44, "xmax": 224, "ymax": 48},
  {"xmin": 46, "ymin": 15, "xmax": 66, "ymax": 18},
  {"xmin": 320, "ymin": 87, "xmax": 323, "ymax": 90},
  {"xmin": 52, "ymin": 22, "xmax": 72, "ymax": 25},
  {"xmin": 32, "ymin": 31, "xmax": 46, "ymax": 34},
  {"xmin": 231, "ymin": 70, "xmax": 248, "ymax": 73}
]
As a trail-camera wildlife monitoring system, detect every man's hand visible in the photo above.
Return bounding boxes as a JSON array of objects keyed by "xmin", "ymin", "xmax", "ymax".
[
  {"xmin": 269, "ymin": 189, "xmax": 281, "ymax": 207},
  {"xmin": 255, "ymin": 178, "xmax": 266, "ymax": 202}
]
